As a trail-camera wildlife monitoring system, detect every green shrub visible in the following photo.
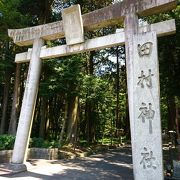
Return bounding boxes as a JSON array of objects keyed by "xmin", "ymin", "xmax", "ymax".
[
  {"xmin": 29, "ymin": 137, "xmax": 45, "ymax": 148},
  {"xmin": 29, "ymin": 137, "xmax": 59, "ymax": 148},
  {"xmin": 0, "ymin": 135, "xmax": 15, "ymax": 150},
  {"xmin": 0, "ymin": 136, "xmax": 59, "ymax": 150},
  {"xmin": 47, "ymin": 140, "xmax": 59, "ymax": 148}
]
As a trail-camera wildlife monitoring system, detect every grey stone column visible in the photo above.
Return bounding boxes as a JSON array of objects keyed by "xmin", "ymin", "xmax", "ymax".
[
  {"xmin": 12, "ymin": 38, "xmax": 44, "ymax": 164},
  {"xmin": 124, "ymin": 12, "xmax": 163, "ymax": 180}
]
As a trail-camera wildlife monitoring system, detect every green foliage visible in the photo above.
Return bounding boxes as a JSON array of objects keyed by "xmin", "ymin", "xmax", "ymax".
[
  {"xmin": 0, "ymin": 136, "xmax": 59, "ymax": 150},
  {"xmin": 81, "ymin": 75, "xmax": 108, "ymax": 103},
  {"xmin": 39, "ymin": 55, "xmax": 84, "ymax": 97},
  {"xmin": 19, "ymin": 0, "xmax": 55, "ymax": 24},
  {"xmin": 0, "ymin": 135, "xmax": 15, "ymax": 150},
  {"xmin": 75, "ymin": 0, "xmax": 112, "ymax": 13},
  {"xmin": 98, "ymin": 137, "xmax": 121, "ymax": 145},
  {"xmin": 29, "ymin": 138, "xmax": 59, "ymax": 148},
  {"xmin": 0, "ymin": 0, "xmax": 29, "ymax": 39},
  {"xmin": 161, "ymin": 97, "xmax": 168, "ymax": 129}
]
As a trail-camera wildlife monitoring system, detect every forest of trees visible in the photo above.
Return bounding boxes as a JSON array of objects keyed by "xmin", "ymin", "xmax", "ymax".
[{"xmin": 0, "ymin": 0, "xmax": 179, "ymax": 148}]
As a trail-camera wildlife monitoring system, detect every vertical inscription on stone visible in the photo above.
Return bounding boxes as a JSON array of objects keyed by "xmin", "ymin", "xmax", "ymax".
[
  {"xmin": 137, "ymin": 69, "xmax": 154, "ymax": 88},
  {"xmin": 133, "ymin": 32, "xmax": 163, "ymax": 180},
  {"xmin": 138, "ymin": 102, "xmax": 155, "ymax": 134},
  {"xmin": 140, "ymin": 147, "xmax": 157, "ymax": 169},
  {"xmin": 62, "ymin": 5, "xmax": 84, "ymax": 45},
  {"xmin": 138, "ymin": 42, "xmax": 153, "ymax": 57}
]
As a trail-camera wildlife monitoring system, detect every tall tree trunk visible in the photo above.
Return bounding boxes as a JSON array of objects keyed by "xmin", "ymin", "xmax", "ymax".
[
  {"xmin": 86, "ymin": 102, "xmax": 95, "ymax": 144},
  {"xmin": 116, "ymin": 47, "xmax": 121, "ymax": 136},
  {"xmin": 66, "ymin": 96, "xmax": 79, "ymax": 143},
  {"xmin": 0, "ymin": 70, "xmax": 11, "ymax": 134},
  {"xmin": 59, "ymin": 99, "xmax": 68, "ymax": 147},
  {"xmin": 39, "ymin": 97, "xmax": 47, "ymax": 138},
  {"xmin": 86, "ymin": 51, "xmax": 95, "ymax": 144},
  {"xmin": 44, "ymin": 99, "xmax": 50, "ymax": 138},
  {"xmin": 175, "ymin": 105, "xmax": 180, "ymax": 139},
  {"xmin": 124, "ymin": 57, "xmax": 130, "ymax": 139},
  {"xmin": 167, "ymin": 96, "xmax": 176, "ymax": 131},
  {"xmin": 8, "ymin": 64, "xmax": 21, "ymax": 135},
  {"xmin": 31, "ymin": 96, "xmax": 41, "ymax": 137},
  {"xmin": 90, "ymin": 105, "xmax": 95, "ymax": 143},
  {"xmin": 125, "ymin": 93, "xmax": 131, "ymax": 140},
  {"xmin": 85, "ymin": 100, "xmax": 90, "ymax": 143}
]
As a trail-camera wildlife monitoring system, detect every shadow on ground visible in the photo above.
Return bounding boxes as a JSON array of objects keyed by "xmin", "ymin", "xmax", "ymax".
[{"xmin": 5, "ymin": 147, "xmax": 133, "ymax": 180}]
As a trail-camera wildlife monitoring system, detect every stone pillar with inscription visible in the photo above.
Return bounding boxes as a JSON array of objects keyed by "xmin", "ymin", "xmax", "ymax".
[
  {"xmin": 125, "ymin": 15, "xmax": 164, "ymax": 180},
  {"xmin": 123, "ymin": 2, "xmax": 176, "ymax": 180},
  {"xmin": 133, "ymin": 32, "xmax": 163, "ymax": 179}
]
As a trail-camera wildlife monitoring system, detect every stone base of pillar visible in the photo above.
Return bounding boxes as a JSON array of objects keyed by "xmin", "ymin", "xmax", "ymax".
[{"xmin": 8, "ymin": 163, "xmax": 27, "ymax": 173}]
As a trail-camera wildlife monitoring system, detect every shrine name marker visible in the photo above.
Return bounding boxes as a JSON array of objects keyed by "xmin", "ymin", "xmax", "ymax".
[
  {"xmin": 133, "ymin": 32, "xmax": 163, "ymax": 179},
  {"xmin": 62, "ymin": 4, "xmax": 84, "ymax": 45}
]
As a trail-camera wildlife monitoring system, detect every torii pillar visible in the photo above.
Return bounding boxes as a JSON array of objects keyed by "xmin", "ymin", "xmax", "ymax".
[
  {"xmin": 123, "ymin": 2, "xmax": 176, "ymax": 179},
  {"xmin": 10, "ymin": 38, "xmax": 44, "ymax": 170}
]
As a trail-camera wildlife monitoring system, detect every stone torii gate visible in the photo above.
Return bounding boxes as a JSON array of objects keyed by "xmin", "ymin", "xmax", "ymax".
[{"xmin": 8, "ymin": 0, "xmax": 176, "ymax": 179}]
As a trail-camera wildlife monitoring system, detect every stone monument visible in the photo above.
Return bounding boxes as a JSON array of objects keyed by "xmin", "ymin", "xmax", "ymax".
[{"xmin": 133, "ymin": 32, "xmax": 163, "ymax": 179}]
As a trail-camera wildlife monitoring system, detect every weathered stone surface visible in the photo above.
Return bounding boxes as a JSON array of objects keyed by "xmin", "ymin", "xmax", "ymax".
[
  {"xmin": 14, "ymin": 19, "xmax": 176, "ymax": 63},
  {"xmin": 27, "ymin": 148, "xmax": 58, "ymax": 160},
  {"xmin": 124, "ymin": 14, "xmax": 139, "ymax": 180},
  {"xmin": 11, "ymin": 39, "xmax": 44, "ymax": 164},
  {"xmin": 8, "ymin": 163, "xmax": 27, "ymax": 173},
  {"xmin": 132, "ymin": 32, "xmax": 163, "ymax": 180},
  {"xmin": 62, "ymin": 5, "xmax": 84, "ymax": 45},
  {"xmin": 83, "ymin": 0, "xmax": 176, "ymax": 30},
  {"xmin": 0, "ymin": 148, "xmax": 59, "ymax": 164},
  {"xmin": 8, "ymin": 21, "xmax": 63, "ymax": 46},
  {"xmin": 0, "ymin": 150, "xmax": 13, "ymax": 163},
  {"xmin": 139, "ymin": 19, "xmax": 176, "ymax": 37},
  {"xmin": 15, "ymin": 31, "xmax": 125, "ymax": 63},
  {"xmin": 173, "ymin": 160, "xmax": 180, "ymax": 178},
  {"xmin": 8, "ymin": 0, "xmax": 176, "ymax": 46}
]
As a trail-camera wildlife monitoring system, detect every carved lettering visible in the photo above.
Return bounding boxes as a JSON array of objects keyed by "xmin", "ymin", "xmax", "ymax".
[
  {"xmin": 140, "ymin": 147, "xmax": 157, "ymax": 169},
  {"xmin": 137, "ymin": 69, "xmax": 154, "ymax": 88},
  {"xmin": 138, "ymin": 42, "xmax": 153, "ymax": 57},
  {"xmin": 138, "ymin": 102, "xmax": 155, "ymax": 134}
]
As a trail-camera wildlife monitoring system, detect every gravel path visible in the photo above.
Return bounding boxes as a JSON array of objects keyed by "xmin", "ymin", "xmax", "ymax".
[{"xmin": 1, "ymin": 147, "xmax": 133, "ymax": 180}]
